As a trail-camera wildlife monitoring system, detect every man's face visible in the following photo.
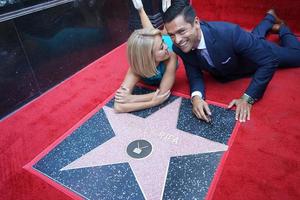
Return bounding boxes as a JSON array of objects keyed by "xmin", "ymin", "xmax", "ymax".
[{"xmin": 165, "ymin": 15, "xmax": 200, "ymax": 53}]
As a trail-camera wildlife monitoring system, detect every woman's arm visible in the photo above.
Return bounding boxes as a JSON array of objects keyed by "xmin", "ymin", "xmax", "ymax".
[
  {"xmin": 114, "ymin": 89, "xmax": 170, "ymax": 113},
  {"xmin": 114, "ymin": 68, "xmax": 170, "ymax": 113},
  {"xmin": 132, "ymin": 0, "xmax": 154, "ymax": 29},
  {"xmin": 117, "ymin": 52, "xmax": 177, "ymax": 113},
  {"xmin": 120, "ymin": 52, "xmax": 177, "ymax": 105},
  {"xmin": 115, "ymin": 68, "xmax": 154, "ymax": 103},
  {"xmin": 158, "ymin": 52, "xmax": 177, "ymax": 95},
  {"xmin": 114, "ymin": 53, "xmax": 176, "ymax": 113},
  {"xmin": 138, "ymin": 7, "xmax": 154, "ymax": 29}
]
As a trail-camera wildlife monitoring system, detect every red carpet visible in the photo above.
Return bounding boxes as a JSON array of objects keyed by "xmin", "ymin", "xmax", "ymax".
[{"xmin": 1, "ymin": 1, "xmax": 300, "ymax": 199}]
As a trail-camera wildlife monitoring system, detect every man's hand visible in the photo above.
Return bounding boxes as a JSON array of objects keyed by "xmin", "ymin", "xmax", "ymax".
[
  {"xmin": 132, "ymin": 0, "xmax": 143, "ymax": 10},
  {"xmin": 192, "ymin": 96, "xmax": 212, "ymax": 123},
  {"xmin": 151, "ymin": 89, "xmax": 170, "ymax": 106},
  {"xmin": 228, "ymin": 98, "xmax": 252, "ymax": 122},
  {"xmin": 115, "ymin": 86, "xmax": 132, "ymax": 103}
]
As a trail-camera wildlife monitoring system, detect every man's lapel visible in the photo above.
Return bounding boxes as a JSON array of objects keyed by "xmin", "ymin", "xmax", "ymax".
[{"xmin": 200, "ymin": 22, "xmax": 223, "ymax": 69}]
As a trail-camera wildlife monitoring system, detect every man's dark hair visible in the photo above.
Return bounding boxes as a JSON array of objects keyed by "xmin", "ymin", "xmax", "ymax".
[{"xmin": 163, "ymin": 3, "xmax": 196, "ymax": 25}]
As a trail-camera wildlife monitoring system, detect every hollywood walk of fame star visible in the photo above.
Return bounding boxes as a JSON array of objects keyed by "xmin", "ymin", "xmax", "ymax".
[{"xmin": 61, "ymin": 98, "xmax": 227, "ymax": 199}]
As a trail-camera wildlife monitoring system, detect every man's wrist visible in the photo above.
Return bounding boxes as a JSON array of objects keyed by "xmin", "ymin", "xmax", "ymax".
[
  {"xmin": 241, "ymin": 93, "xmax": 255, "ymax": 105},
  {"xmin": 191, "ymin": 91, "xmax": 203, "ymax": 104},
  {"xmin": 191, "ymin": 91, "xmax": 203, "ymax": 99}
]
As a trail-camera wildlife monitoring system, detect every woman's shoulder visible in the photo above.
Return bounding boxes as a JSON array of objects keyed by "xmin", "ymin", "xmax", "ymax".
[
  {"xmin": 163, "ymin": 52, "xmax": 178, "ymax": 69},
  {"xmin": 162, "ymin": 34, "xmax": 172, "ymax": 42},
  {"xmin": 162, "ymin": 34, "xmax": 172, "ymax": 40},
  {"xmin": 162, "ymin": 34, "xmax": 173, "ymax": 50}
]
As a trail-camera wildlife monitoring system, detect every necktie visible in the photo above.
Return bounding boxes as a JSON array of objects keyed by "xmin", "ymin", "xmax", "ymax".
[
  {"xmin": 196, "ymin": 49, "xmax": 222, "ymax": 78},
  {"xmin": 196, "ymin": 49, "xmax": 213, "ymax": 71},
  {"xmin": 200, "ymin": 49, "xmax": 214, "ymax": 67}
]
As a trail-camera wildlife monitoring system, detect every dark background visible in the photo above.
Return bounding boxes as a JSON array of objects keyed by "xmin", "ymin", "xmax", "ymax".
[{"xmin": 0, "ymin": 0, "xmax": 163, "ymax": 120}]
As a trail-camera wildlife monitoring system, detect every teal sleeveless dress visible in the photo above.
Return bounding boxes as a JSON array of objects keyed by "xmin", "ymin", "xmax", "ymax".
[{"xmin": 141, "ymin": 35, "xmax": 177, "ymax": 85}]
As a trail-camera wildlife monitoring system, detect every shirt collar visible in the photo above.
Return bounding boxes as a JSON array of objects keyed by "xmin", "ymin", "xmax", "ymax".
[{"xmin": 197, "ymin": 30, "xmax": 206, "ymax": 50}]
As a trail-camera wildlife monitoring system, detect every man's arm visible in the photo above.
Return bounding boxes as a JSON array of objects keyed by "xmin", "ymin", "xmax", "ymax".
[
  {"xmin": 178, "ymin": 53, "xmax": 212, "ymax": 122},
  {"xmin": 172, "ymin": 46, "xmax": 206, "ymax": 97},
  {"xmin": 233, "ymin": 25, "xmax": 278, "ymax": 100},
  {"xmin": 229, "ymin": 25, "xmax": 278, "ymax": 122},
  {"xmin": 184, "ymin": 61, "xmax": 212, "ymax": 122},
  {"xmin": 172, "ymin": 45, "xmax": 212, "ymax": 122},
  {"xmin": 184, "ymin": 60, "xmax": 206, "ymax": 98}
]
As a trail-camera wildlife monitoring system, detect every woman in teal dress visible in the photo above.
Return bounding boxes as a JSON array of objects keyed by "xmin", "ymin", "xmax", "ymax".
[{"xmin": 114, "ymin": 0, "xmax": 178, "ymax": 113}]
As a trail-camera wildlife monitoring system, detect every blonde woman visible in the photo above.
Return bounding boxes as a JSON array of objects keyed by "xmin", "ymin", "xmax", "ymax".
[{"xmin": 114, "ymin": 0, "xmax": 177, "ymax": 113}]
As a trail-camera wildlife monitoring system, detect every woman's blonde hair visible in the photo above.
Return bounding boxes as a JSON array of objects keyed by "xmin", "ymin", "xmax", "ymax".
[{"xmin": 127, "ymin": 28, "xmax": 162, "ymax": 78}]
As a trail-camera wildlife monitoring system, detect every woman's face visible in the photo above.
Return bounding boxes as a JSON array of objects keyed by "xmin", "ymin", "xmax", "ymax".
[{"xmin": 152, "ymin": 35, "xmax": 170, "ymax": 63}]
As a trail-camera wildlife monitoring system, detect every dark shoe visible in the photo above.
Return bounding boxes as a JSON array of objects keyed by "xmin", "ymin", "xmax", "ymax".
[{"xmin": 267, "ymin": 9, "xmax": 284, "ymax": 25}]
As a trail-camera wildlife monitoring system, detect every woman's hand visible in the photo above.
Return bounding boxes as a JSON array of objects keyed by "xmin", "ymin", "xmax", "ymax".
[
  {"xmin": 115, "ymin": 86, "xmax": 132, "ymax": 104},
  {"xmin": 162, "ymin": 0, "xmax": 171, "ymax": 12},
  {"xmin": 151, "ymin": 89, "xmax": 171, "ymax": 106},
  {"xmin": 132, "ymin": 0, "xmax": 143, "ymax": 10}
]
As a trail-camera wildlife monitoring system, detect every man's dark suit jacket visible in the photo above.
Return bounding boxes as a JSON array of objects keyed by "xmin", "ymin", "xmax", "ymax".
[{"xmin": 173, "ymin": 21, "xmax": 279, "ymax": 100}]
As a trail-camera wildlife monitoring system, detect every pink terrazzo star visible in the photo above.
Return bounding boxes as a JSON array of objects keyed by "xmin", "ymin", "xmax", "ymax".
[{"xmin": 61, "ymin": 98, "xmax": 227, "ymax": 199}]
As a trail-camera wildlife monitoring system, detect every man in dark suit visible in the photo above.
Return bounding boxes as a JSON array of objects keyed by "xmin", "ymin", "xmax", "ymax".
[{"xmin": 163, "ymin": 3, "xmax": 300, "ymax": 123}]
